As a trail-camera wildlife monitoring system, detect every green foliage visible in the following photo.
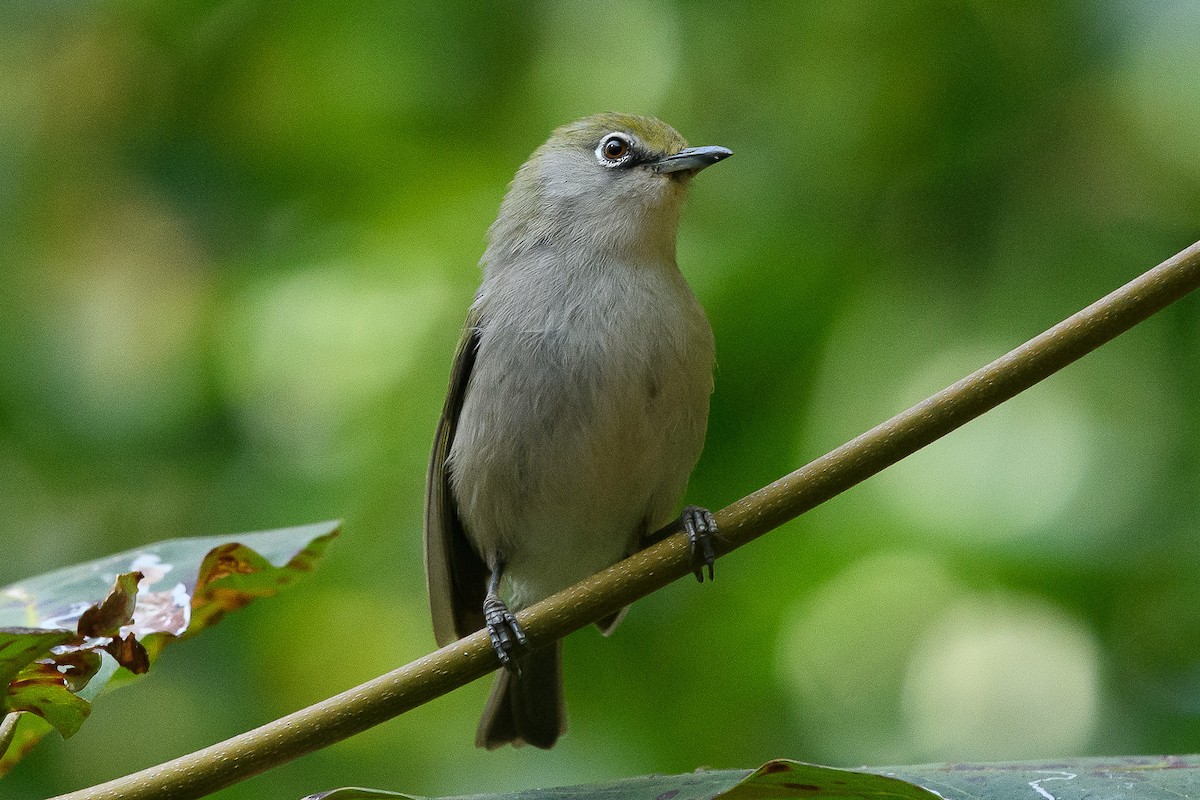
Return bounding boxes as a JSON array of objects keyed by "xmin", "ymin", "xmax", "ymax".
[
  {"xmin": 0, "ymin": 521, "xmax": 339, "ymax": 775},
  {"xmin": 1, "ymin": 2, "xmax": 1198, "ymax": 799}
]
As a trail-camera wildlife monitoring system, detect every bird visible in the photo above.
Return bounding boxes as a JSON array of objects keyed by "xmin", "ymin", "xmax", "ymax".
[{"xmin": 424, "ymin": 112, "xmax": 730, "ymax": 750}]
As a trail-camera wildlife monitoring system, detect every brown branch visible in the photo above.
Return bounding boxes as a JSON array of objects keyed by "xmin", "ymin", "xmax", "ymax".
[{"xmin": 52, "ymin": 238, "xmax": 1200, "ymax": 800}]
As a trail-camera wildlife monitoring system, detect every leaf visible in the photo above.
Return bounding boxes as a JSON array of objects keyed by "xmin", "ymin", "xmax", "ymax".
[
  {"xmin": 5, "ymin": 662, "xmax": 91, "ymax": 737},
  {"xmin": 0, "ymin": 521, "xmax": 341, "ymax": 647},
  {"xmin": 77, "ymin": 570, "xmax": 151, "ymax": 675},
  {"xmin": 883, "ymin": 755, "xmax": 1200, "ymax": 800},
  {"xmin": 302, "ymin": 757, "xmax": 1200, "ymax": 800},
  {"xmin": 0, "ymin": 628, "xmax": 94, "ymax": 738},
  {"xmin": 0, "ymin": 520, "xmax": 341, "ymax": 774},
  {"xmin": 306, "ymin": 769, "xmax": 756, "ymax": 800},
  {"xmin": 77, "ymin": 571, "xmax": 142, "ymax": 638},
  {"xmin": 48, "ymin": 649, "xmax": 104, "ymax": 693},
  {"xmin": 722, "ymin": 761, "xmax": 938, "ymax": 800},
  {"xmin": 303, "ymin": 789, "xmax": 418, "ymax": 800},
  {"xmin": 102, "ymin": 631, "xmax": 150, "ymax": 675},
  {"xmin": 0, "ymin": 628, "xmax": 75, "ymax": 693}
]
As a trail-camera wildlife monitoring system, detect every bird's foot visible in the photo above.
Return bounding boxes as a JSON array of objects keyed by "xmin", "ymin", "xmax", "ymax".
[
  {"xmin": 483, "ymin": 594, "xmax": 527, "ymax": 672},
  {"xmin": 680, "ymin": 505, "xmax": 718, "ymax": 583}
]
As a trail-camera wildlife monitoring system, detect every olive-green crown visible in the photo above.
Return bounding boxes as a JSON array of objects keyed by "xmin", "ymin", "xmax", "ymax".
[{"xmin": 546, "ymin": 112, "xmax": 688, "ymax": 156}]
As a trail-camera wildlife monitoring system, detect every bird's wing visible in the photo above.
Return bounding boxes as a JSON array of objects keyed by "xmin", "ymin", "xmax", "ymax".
[{"xmin": 424, "ymin": 312, "xmax": 489, "ymax": 647}]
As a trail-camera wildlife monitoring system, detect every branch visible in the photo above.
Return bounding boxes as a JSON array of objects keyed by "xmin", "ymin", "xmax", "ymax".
[
  {"xmin": 53, "ymin": 239, "xmax": 1200, "ymax": 800},
  {"xmin": 0, "ymin": 713, "xmax": 19, "ymax": 763}
]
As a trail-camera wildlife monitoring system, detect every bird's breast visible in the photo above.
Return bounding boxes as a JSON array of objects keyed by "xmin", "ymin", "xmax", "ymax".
[{"xmin": 449, "ymin": 255, "xmax": 713, "ymax": 605}]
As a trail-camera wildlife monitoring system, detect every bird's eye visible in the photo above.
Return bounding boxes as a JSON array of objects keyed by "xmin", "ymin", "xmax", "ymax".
[{"xmin": 599, "ymin": 134, "xmax": 630, "ymax": 163}]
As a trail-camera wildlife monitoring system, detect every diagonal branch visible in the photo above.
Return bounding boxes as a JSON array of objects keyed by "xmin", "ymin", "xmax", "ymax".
[{"xmin": 53, "ymin": 238, "xmax": 1200, "ymax": 800}]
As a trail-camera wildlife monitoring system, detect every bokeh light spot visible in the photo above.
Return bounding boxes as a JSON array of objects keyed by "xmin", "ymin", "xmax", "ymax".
[
  {"xmin": 532, "ymin": 0, "xmax": 680, "ymax": 119},
  {"xmin": 902, "ymin": 593, "xmax": 1100, "ymax": 760},
  {"xmin": 876, "ymin": 347, "xmax": 1091, "ymax": 541},
  {"xmin": 221, "ymin": 264, "xmax": 451, "ymax": 474},
  {"xmin": 777, "ymin": 551, "xmax": 964, "ymax": 763},
  {"xmin": 1119, "ymin": 2, "xmax": 1200, "ymax": 179}
]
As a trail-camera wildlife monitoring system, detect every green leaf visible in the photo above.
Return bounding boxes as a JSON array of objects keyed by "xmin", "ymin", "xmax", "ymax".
[
  {"xmin": 723, "ymin": 761, "xmax": 938, "ymax": 800},
  {"xmin": 0, "ymin": 520, "xmax": 341, "ymax": 774},
  {"xmin": 0, "ymin": 629, "xmax": 93, "ymax": 739},
  {"xmin": 0, "ymin": 628, "xmax": 75, "ymax": 695},
  {"xmin": 5, "ymin": 662, "xmax": 91, "ymax": 737},
  {"xmin": 303, "ymin": 789, "xmax": 418, "ymax": 800}
]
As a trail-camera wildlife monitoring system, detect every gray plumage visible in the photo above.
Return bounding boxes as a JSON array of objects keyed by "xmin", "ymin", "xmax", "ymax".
[{"xmin": 424, "ymin": 113, "xmax": 728, "ymax": 749}]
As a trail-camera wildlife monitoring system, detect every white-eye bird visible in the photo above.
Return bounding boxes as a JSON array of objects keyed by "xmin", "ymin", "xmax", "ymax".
[{"xmin": 424, "ymin": 112, "xmax": 731, "ymax": 749}]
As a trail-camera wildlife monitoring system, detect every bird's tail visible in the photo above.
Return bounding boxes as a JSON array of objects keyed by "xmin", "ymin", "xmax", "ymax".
[{"xmin": 476, "ymin": 641, "xmax": 566, "ymax": 749}]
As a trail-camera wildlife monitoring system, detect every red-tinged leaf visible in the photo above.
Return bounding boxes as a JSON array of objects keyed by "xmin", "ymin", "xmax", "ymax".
[
  {"xmin": 6, "ymin": 662, "xmax": 91, "ymax": 738},
  {"xmin": 183, "ymin": 524, "xmax": 340, "ymax": 636},
  {"xmin": 46, "ymin": 650, "xmax": 103, "ymax": 693},
  {"xmin": 0, "ymin": 629, "xmax": 76, "ymax": 699}
]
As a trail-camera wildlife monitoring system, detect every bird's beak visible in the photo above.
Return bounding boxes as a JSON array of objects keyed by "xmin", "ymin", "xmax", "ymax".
[{"xmin": 653, "ymin": 145, "xmax": 733, "ymax": 175}]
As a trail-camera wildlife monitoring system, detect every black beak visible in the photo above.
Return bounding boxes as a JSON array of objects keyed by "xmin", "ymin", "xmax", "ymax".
[{"xmin": 653, "ymin": 145, "xmax": 733, "ymax": 175}]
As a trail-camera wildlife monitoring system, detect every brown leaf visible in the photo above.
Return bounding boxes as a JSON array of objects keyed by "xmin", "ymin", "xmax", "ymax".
[
  {"xmin": 77, "ymin": 572, "xmax": 143, "ymax": 638},
  {"xmin": 103, "ymin": 632, "xmax": 150, "ymax": 675}
]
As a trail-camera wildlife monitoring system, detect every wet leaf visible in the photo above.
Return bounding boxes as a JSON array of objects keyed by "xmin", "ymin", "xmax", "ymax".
[
  {"xmin": 305, "ymin": 757, "xmax": 1200, "ymax": 800},
  {"xmin": 884, "ymin": 755, "xmax": 1200, "ymax": 800},
  {"xmin": 49, "ymin": 650, "xmax": 104, "ymax": 693},
  {"xmin": 0, "ymin": 520, "xmax": 340, "ymax": 774}
]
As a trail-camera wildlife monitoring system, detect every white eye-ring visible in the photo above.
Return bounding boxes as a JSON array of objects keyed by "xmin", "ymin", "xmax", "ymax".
[{"xmin": 596, "ymin": 133, "xmax": 632, "ymax": 166}]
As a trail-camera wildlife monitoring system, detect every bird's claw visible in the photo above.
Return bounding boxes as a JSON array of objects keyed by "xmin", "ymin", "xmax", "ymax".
[
  {"xmin": 681, "ymin": 505, "xmax": 718, "ymax": 582},
  {"xmin": 483, "ymin": 595, "xmax": 526, "ymax": 672}
]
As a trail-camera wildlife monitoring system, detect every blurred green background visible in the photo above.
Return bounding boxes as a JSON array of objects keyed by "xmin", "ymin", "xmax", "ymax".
[{"xmin": 2, "ymin": 1, "xmax": 1199, "ymax": 797}]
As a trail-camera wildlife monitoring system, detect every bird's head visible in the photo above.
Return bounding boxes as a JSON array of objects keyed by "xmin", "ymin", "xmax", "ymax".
[{"xmin": 485, "ymin": 113, "xmax": 731, "ymax": 267}]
